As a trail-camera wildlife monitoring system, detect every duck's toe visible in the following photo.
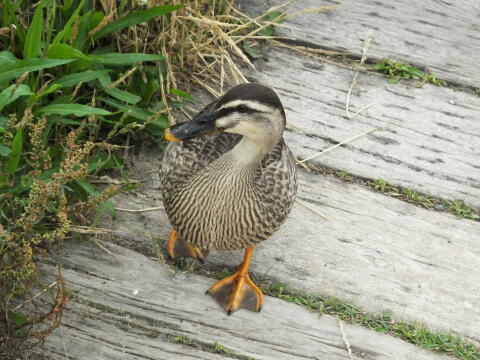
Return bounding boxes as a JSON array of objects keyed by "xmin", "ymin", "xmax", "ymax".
[
  {"xmin": 166, "ymin": 230, "xmax": 209, "ymax": 263},
  {"xmin": 206, "ymin": 272, "xmax": 263, "ymax": 315}
]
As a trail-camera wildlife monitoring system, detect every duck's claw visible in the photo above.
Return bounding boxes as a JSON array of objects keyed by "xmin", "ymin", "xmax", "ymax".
[
  {"xmin": 207, "ymin": 271, "xmax": 263, "ymax": 315},
  {"xmin": 167, "ymin": 230, "xmax": 209, "ymax": 263}
]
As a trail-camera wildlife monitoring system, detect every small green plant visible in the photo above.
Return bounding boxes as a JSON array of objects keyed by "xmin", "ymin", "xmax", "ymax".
[
  {"xmin": 336, "ymin": 171, "xmax": 352, "ymax": 181},
  {"xmin": 367, "ymin": 178, "xmax": 480, "ymax": 221},
  {"xmin": 401, "ymin": 188, "xmax": 433, "ymax": 208},
  {"xmin": 374, "ymin": 59, "xmax": 446, "ymax": 86},
  {"xmin": 447, "ymin": 200, "xmax": 480, "ymax": 221},
  {"xmin": 214, "ymin": 342, "xmax": 231, "ymax": 355},
  {"xmin": 368, "ymin": 178, "xmax": 398, "ymax": 193},
  {"xmin": 174, "ymin": 335, "xmax": 189, "ymax": 344},
  {"xmin": 217, "ymin": 267, "xmax": 233, "ymax": 279}
]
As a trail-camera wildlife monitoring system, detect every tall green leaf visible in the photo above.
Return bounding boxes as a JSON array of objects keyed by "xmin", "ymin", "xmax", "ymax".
[
  {"xmin": 47, "ymin": 44, "xmax": 91, "ymax": 60},
  {"xmin": 93, "ymin": 4, "xmax": 183, "ymax": 41},
  {"xmin": 54, "ymin": 70, "xmax": 111, "ymax": 87},
  {"xmin": 0, "ymin": 84, "xmax": 34, "ymax": 112},
  {"xmin": 23, "ymin": 0, "xmax": 47, "ymax": 58},
  {"xmin": 0, "ymin": 51, "xmax": 16, "ymax": 66},
  {"xmin": 51, "ymin": 0, "xmax": 86, "ymax": 46},
  {"xmin": 6, "ymin": 127, "xmax": 22, "ymax": 174},
  {"xmin": 100, "ymin": 97, "xmax": 152, "ymax": 121},
  {"xmin": 88, "ymin": 53, "xmax": 164, "ymax": 65},
  {"xmin": 38, "ymin": 104, "xmax": 112, "ymax": 116},
  {"xmin": 0, "ymin": 58, "xmax": 75, "ymax": 83}
]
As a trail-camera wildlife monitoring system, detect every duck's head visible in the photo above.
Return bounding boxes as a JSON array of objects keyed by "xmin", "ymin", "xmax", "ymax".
[{"xmin": 164, "ymin": 83, "xmax": 286, "ymax": 146}]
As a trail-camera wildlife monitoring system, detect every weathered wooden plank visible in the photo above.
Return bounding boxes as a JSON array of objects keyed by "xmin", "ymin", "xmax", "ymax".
[
  {"xmin": 40, "ymin": 241, "xmax": 450, "ymax": 360},
  {"xmin": 100, "ymin": 147, "xmax": 480, "ymax": 341},
  {"xmin": 246, "ymin": 47, "xmax": 480, "ymax": 207},
  {"xmin": 240, "ymin": 0, "xmax": 480, "ymax": 87}
]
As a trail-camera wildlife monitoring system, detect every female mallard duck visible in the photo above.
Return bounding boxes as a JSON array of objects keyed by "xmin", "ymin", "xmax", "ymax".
[{"xmin": 160, "ymin": 83, "xmax": 297, "ymax": 314}]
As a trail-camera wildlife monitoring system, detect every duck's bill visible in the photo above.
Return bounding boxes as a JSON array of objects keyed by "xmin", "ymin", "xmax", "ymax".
[{"xmin": 164, "ymin": 110, "xmax": 218, "ymax": 142}]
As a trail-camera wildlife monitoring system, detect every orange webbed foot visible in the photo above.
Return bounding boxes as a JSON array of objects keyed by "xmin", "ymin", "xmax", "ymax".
[
  {"xmin": 167, "ymin": 230, "xmax": 209, "ymax": 263},
  {"xmin": 206, "ymin": 247, "xmax": 263, "ymax": 315}
]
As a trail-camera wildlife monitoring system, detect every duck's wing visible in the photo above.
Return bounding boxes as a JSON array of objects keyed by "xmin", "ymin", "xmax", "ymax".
[
  {"xmin": 254, "ymin": 139, "xmax": 298, "ymax": 224},
  {"xmin": 160, "ymin": 131, "xmax": 241, "ymax": 200}
]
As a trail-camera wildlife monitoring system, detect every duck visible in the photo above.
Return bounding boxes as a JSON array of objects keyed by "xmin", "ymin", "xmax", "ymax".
[{"xmin": 160, "ymin": 83, "xmax": 297, "ymax": 314}]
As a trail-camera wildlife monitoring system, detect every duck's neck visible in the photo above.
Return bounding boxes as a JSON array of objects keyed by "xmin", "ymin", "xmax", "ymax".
[{"xmin": 228, "ymin": 136, "xmax": 274, "ymax": 167}]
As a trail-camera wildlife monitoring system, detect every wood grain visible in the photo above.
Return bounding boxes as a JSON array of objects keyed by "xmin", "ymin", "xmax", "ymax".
[
  {"xmin": 40, "ymin": 241, "xmax": 451, "ymax": 360},
  {"xmin": 98, "ymin": 147, "xmax": 480, "ymax": 341},
  {"xmin": 247, "ymin": 47, "xmax": 480, "ymax": 207},
  {"xmin": 240, "ymin": 0, "xmax": 480, "ymax": 87}
]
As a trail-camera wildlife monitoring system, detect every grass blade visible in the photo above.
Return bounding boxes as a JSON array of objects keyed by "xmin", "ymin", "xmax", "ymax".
[
  {"xmin": 51, "ymin": 0, "xmax": 86, "ymax": 46},
  {"xmin": 54, "ymin": 70, "xmax": 111, "ymax": 87},
  {"xmin": 38, "ymin": 104, "xmax": 111, "ymax": 116},
  {"xmin": 100, "ymin": 97, "xmax": 152, "ymax": 121},
  {"xmin": 93, "ymin": 4, "xmax": 182, "ymax": 41},
  {"xmin": 0, "ymin": 58, "xmax": 75, "ymax": 83},
  {"xmin": 47, "ymin": 44, "xmax": 91, "ymax": 60},
  {"xmin": 23, "ymin": 0, "xmax": 47, "ymax": 58},
  {"xmin": 6, "ymin": 127, "xmax": 22, "ymax": 174},
  {"xmin": 88, "ymin": 53, "xmax": 164, "ymax": 65},
  {"xmin": 0, "ymin": 51, "xmax": 16, "ymax": 66},
  {"xmin": 0, "ymin": 84, "xmax": 34, "ymax": 112}
]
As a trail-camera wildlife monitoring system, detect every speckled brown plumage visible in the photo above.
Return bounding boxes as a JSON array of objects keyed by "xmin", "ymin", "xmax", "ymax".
[{"xmin": 160, "ymin": 85, "xmax": 297, "ymax": 251}]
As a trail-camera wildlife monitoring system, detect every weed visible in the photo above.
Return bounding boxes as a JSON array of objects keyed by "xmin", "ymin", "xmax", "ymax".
[
  {"xmin": 217, "ymin": 267, "xmax": 233, "ymax": 279},
  {"xmin": 214, "ymin": 342, "xmax": 231, "ymax": 355},
  {"xmin": 336, "ymin": 170, "xmax": 352, "ymax": 181},
  {"xmin": 174, "ymin": 335, "xmax": 189, "ymax": 344},
  {"xmin": 368, "ymin": 178, "xmax": 398, "ymax": 193},
  {"xmin": 262, "ymin": 283, "xmax": 480, "ymax": 360},
  {"xmin": 374, "ymin": 59, "xmax": 446, "ymax": 87},
  {"xmin": 447, "ymin": 201, "xmax": 480, "ymax": 221},
  {"xmin": 367, "ymin": 178, "xmax": 479, "ymax": 220},
  {"xmin": 401, "ymin": 188, "xmax": 433, "ymax": 208}
]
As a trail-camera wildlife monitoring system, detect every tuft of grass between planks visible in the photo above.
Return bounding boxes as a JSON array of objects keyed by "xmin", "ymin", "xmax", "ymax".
[
  {"xmin": 368, "ymin": 178, "xmax": 480, "ymax": 221},
  {"xmin": 307, "ymin": 164, "xmax": 480, "ymax": 222},
  {"xmin": 260, "ymin": 282, "xmax": 480, "ymax": 360},
  {"xmin": 373, "ymin": 58, "xmax": 446, "ymax": 86}
]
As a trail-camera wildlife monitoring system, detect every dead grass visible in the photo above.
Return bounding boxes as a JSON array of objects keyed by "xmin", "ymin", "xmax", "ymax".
[{"xmin": 96, "ymin": 0, "xmax": 335, "ymax": 123}]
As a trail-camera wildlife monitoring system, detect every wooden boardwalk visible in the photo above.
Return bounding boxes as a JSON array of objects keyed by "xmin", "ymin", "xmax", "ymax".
[{"xmin": 41, "ymin": 1, "xmax": 480, "ymax": 359}]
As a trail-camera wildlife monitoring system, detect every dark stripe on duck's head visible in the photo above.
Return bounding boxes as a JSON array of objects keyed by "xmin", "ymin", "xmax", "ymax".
[{"xmin": 216, "ymin": 83, "xmax": 286, "ymax": 124}]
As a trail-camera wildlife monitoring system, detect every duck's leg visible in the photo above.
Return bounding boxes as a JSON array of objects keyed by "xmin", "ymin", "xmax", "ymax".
[
  {"xmin": 207, "ymin": 247, "xmax": 263, "ymax": 315},
  {"xmin": 167, "ymin": 230, "xmax": 209, "ymax": 263}
]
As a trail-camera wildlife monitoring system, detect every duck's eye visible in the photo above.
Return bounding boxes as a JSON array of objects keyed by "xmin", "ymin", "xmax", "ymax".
[{"xmin": 237, "ymin": 105, "xmax": 248, "ymax": 113}]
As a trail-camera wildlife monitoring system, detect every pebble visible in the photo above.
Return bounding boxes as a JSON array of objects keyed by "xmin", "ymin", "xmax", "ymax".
[
  {"xmin": 434, "ymin": 204, "xmax": 445, "ymax": 211},
  {"xmin": 449, "ymin": 100, "xmax": 455, "ymax": 105}
]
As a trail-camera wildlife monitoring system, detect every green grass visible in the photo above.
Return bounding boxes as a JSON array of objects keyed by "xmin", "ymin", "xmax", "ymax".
[
  {"xmin": 0, "ymin": 0, "xmax": 179, "ymax": 346},
  {"xmin": 261, "ymin": 283, "xmax": 480, "ymax": 360},
  {"xmin": 214, "ymin": 342, "xmax": 232, "ymax": 355},
  {"xmin": 374, "ymin": 58, "xmax": 446, "ymax": 87},
  {"xmin": 173, "ymin": 335, "xmax": 189, "ymax": 344},
  {"xmin": 367, "ymin": 178, "xmax": 480, "ymax": 221}
]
